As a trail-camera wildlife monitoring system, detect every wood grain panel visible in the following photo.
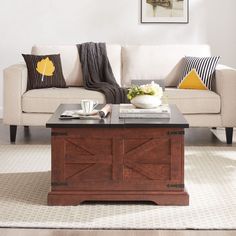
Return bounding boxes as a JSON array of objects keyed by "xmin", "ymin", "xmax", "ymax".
[
  {"xmin": 124, "ymin": 162, "xmax": 170, "ymax": 180},
  {"xmin": 51, "ymin": 180, "xmax": 184, "ymax": 191},
  {"xmin": 51, "ymin": 136, "xmax": 65, "ymax": 185},
  {"xmin": 66, "ymin": 138, "xmax": 112, "ymax": 155},
  {"xmin": 170, "ymin": 135, "xmax": 184, "ymax": 181},
  {"xmin": 48, "ymin": 190, "xmax": 189, "ymax": 206},
  {"xmin": 65, "ymin": 164, "xmax": 93, "ymax": 179},
  {"xmin": 49, "ymin": 127, "xmax": 188, "ymax": 205},
  {"xmin": 112, "ymin": 138, "xmax": 124, "ymax": 181},
  {"xmin": 124, "ymin": 138, "xmax": 170, "ymax": 164}
]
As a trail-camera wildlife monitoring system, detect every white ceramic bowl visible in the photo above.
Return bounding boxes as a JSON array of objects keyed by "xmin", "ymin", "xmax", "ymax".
[{"xmin": 131, "ymin": 95, "xmax": 162, "ymax": 109}]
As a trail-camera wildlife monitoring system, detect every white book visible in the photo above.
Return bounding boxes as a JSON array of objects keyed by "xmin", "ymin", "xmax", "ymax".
[
  {"xmin": 119, "ymin": 104, "xmax": 171, "ymax": 119},
  {"xmin": 119, "ymin": 104, "xmax": 171, "ymax": 114},
  {"xmin": 119, "ymin": 113, "xmax": 170, "ymax": 119}
]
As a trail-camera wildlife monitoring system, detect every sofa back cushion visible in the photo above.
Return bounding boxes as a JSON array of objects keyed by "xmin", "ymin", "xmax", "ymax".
[
  {"xmin": 32, "ymin": 44, "xmax": 122, "ymax": 86},
  {"xmin": 122, "ymin": 45, "xmax": 211, "ymax": 87}
]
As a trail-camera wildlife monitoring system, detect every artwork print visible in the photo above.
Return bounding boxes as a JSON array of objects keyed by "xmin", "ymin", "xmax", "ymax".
[{"xmin": 141, "ymin": 0, "xmax": 189, "ymax": 23}]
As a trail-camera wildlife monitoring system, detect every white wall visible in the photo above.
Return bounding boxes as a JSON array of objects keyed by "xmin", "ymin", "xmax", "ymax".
[{"xmin": 1, "ymin": 0, "xmax": 236, "ymax": 118}]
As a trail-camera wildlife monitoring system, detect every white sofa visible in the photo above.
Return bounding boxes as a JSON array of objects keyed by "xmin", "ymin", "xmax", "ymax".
[{"xmin": 3, "ymin": 44, "xmax": 236, "ymax": 144}]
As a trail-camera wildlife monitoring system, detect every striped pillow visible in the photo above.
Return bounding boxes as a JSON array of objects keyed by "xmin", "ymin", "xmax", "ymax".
[
  {"xmin": 22, "ymin": 54, "xmax": 67, "ymax": 90},
  {"xmin": 179, "ymin": 56, "xmax": 220, "ymax": 90}
]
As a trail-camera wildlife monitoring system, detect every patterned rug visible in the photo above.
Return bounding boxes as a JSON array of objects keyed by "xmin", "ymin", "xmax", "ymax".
[{"xmin": 0, "ymin": 145, "xmax": 235, "ymax": 229}]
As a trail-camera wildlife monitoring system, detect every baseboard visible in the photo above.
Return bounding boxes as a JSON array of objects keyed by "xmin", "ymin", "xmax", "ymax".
[{"xmin": 0, "ymin": 106, "xmax": 2, "ymax": 119}]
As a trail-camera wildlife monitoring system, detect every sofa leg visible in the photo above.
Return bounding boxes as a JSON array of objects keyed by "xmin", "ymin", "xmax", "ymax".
[
  {"xmin": 10, "ymin": 125, "xmax": 17, "ymax": 143},
  {"xmin": 225, "ymin": 127, "xmax": 233, "ymax": 145},
  {"xmin": 24, "ymin": 126, "xmax": 29, "ymax": 131}
]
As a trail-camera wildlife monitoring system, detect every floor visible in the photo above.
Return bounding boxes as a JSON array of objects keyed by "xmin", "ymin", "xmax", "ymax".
[{"xmin": 0, "ymin": 120, "xmax": 235, "ymax": 236}]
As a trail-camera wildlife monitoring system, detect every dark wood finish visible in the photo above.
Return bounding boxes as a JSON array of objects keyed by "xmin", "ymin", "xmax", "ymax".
[
  {"xmin": 225, "ymin": 127, "xmax": 233, "ymax": 145},
  {"xmin": 48, "ymin": 190, "xmax": 189, "ymax": 206},
  {"xmin": 47, "ymin": 104, "xmax": 189, "ymax": 206},
  {"xmin": 10, "ymin": 125, "xmax": 17, "ymax": 143}
]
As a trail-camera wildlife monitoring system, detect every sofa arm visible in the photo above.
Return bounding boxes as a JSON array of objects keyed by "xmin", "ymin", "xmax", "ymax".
[
  {"xmin": 215, "ymin": 64, "xmax": 236, "ymax": 127},
  {"xmin": 3, "ymin": 64, "xmax": 27, "ymax": 125}
]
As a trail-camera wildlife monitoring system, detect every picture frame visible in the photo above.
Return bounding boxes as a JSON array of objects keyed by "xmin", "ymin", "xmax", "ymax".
[{"xmin": 141, "ymin": 0, "xmax": 189, "ymax": 24}]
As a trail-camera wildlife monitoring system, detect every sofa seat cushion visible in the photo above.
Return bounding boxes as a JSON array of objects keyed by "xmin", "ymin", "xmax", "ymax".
[
  {"xmin": 22, "ymin": 87, "xmax": 105, "ymax": 113},
  {"xmin": 164, "ymin": 88, "xmax": 221, "ymax": 114}
]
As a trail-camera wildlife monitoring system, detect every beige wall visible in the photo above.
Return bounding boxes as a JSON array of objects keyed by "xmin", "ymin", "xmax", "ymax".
[{"xmin": 0, "ymin": 0, "xmax": 236, "ymax": 118}]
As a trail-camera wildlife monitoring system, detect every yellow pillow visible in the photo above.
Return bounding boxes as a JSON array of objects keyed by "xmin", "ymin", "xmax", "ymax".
[{"xmin": 178, "ymin": 69, "xmax": 208, "ymax": 90}]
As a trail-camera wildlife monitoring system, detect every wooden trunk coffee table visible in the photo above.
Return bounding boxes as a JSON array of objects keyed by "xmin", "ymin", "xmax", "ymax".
[{"xmin": 46, "ymin": 104, "xmax": 189, "ymax": 206}]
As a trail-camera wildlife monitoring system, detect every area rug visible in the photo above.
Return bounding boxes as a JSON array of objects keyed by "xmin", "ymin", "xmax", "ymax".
[{"xmin": 0, "ymin": 145, "xmax": 235, "ymax": 230}]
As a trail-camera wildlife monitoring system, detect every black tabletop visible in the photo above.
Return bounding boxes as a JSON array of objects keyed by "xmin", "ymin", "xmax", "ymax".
[{"xmin": 46, "ymin": 104, "xmax": 189, "ymax": 129}]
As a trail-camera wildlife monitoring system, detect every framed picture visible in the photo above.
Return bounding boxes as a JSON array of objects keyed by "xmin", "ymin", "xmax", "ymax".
[{"xmin": 141, "ymin": 0, "xmax": 189, "ymax": 23}]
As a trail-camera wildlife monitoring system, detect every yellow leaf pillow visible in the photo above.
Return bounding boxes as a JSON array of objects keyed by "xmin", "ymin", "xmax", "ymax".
[
  {"xmin": 22, "ymin": 54, "xmax": 67, "ymax": 90},
  {"xmin": 178, "ymin": 69, "xmax": 208, "ymax": 90}
]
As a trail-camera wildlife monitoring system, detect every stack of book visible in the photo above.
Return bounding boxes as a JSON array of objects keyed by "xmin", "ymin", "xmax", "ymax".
[{"xmin": 119, "ymin": 104, "xmax": 171, "ymax": 119}]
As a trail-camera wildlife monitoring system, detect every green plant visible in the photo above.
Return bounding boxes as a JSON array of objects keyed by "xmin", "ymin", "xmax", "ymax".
[{"xmin": 127, "ymin": 81, "xmax": 163, "ymax": 100}]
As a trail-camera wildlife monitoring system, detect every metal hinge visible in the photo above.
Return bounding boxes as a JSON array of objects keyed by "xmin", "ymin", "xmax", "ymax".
[
  {"xmin": 168, "ymin": 131, "xmax": 185, "ymax": 135},
  {"xmin": 167, "ymin": 184, "xmax": 184, "ymax": 188}
]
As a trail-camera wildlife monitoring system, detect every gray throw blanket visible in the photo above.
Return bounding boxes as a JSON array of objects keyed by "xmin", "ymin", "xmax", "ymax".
[{"xmin": 77, "ymin": 42, "xmax": 129, "ymax": 104}]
